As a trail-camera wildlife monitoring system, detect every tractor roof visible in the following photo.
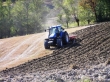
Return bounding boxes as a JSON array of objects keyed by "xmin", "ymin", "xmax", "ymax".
[{"xmin": 50, "ymin": 25, "xmax": 61, "ymax": 28}]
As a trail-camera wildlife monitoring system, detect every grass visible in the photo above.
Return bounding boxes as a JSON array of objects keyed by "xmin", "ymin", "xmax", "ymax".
[
  {"xmin": 77, "ymin": 77, "xmax": 92, "ymax": 82},
  {"xmin": 63, "ymin": 20, "xmax": 95, "ymax": 28},
  {"xmin": 83, "ymin": 79, "xmax": 91, "ymax": 82}
]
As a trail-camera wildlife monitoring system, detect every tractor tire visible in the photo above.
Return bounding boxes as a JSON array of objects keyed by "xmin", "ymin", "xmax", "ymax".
[
  {"xmin": 57, "ymin": 38, "xmax": 63, "ymax": 48},
  {"xmin": 63, "ymin": 32, "xmax": 69, "ymax": 45},
  {"xmin": 44, "ymin": 39, "xmax": 50, "ymax": 49}
]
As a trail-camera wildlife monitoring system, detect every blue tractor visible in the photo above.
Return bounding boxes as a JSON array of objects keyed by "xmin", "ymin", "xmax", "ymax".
[{"xmin": 44, "ymin": 25, "xmax": 69, "ymax": 49}]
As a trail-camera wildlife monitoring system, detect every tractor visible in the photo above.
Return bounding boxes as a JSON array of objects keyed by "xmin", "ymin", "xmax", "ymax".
[{"xmin": 44, "ymin": 25, "xmax": 69, "ymax": 49}]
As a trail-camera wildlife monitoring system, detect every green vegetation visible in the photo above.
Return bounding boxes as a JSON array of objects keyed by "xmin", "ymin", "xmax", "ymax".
[
  {"xmin": 0, "ymin": 0, "xmax": 110, "ymax": 38},
  {"xmin": 0, "ymin": 0, "xmax": 48, "ymax": 38},
  {"xmin": 77, "ymin": 77, "xmax": 91, "ymax": 82},
  {"xmin": 53, "ymin": 0, "xmax": 110, "ymax": 28}
]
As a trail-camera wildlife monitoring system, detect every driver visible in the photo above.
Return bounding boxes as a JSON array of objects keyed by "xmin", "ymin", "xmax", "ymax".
[{"xmin": 55, "ymin": 28, "xmax": 59, "ymax": 33}]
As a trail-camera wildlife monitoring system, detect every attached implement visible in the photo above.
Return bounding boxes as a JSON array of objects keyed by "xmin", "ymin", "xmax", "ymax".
[{"xmin": 69, "ymin": 34, "xmax": 79, "ymax": 44}]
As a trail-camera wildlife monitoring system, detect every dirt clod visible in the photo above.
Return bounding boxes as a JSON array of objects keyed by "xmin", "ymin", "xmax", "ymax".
[
  {"xmin": 105, "ymin": 58, "xmax": 110, "ymax": 66},
  {"xmin": 69, "ymin": 64, "xmax": 79, "ymax": 70}
]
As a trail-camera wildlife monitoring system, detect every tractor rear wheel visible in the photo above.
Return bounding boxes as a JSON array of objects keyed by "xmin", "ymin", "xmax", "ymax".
[
  {"xmin": 63, "ymin": 32, "xmax": 69, "ymax": 45},
  {"xmin": 57, "ymin": 38, "xmax": 63, "ymax": 48},
  {"xmin": 44, "ymin": 39, "xmax": 50, "ymax": 49}
]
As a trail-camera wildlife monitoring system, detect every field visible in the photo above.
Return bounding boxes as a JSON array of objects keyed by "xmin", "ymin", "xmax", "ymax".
[
  {"xmin": 0, "ymin": 25, "xmax": 87, "ymax": 71},
  {"xmin": 0, "ymin": 22, "xmax": 110, "ymax": 82}
]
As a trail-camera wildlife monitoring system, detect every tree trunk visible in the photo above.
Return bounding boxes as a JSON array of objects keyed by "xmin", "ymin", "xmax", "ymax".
[
  {"xmin": 66, "ymin": 21, "xmax": 69, "ymax": 28},
  {"xmin": 94, "ymin": 9, "xmax": 98, "ymax": 22},
  {"xmin": 74, "ymin": 16, "xmax": 79, "ymax": 26}
]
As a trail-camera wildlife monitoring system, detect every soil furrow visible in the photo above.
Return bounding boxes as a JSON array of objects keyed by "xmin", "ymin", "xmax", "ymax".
[{"xmin": 0, "ymin": 22, "xmax": 110, "ymax": 79}]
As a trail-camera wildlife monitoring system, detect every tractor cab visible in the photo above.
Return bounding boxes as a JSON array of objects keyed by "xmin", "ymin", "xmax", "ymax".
[
  {"xmin": 44, "ymin": 25, "xmax": 69, "ymax": 49},
  {"xmin": 48, "ymin": 25, "xmax": 64, "ymax": 39}
]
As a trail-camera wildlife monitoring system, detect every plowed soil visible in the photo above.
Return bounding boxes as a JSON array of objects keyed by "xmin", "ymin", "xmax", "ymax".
[
  {"xmin": 0, "ymin": 26, "xmax": 87, "ymax": 71},
  {"xmin": 0, "ymin": 22, "xmax": 110, "ymax": 77}
]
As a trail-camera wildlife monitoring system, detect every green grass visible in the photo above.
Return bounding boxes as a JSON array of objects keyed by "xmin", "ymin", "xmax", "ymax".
[
  {"xmin": 77, "ymin": 77, "xmax": 92, "ymax": 82},
  {"xmin": 63, "ymin": 21, "xmax": 94, "ymax": 28}
]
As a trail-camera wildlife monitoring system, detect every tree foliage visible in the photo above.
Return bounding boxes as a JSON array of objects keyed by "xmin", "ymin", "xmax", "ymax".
[
  {"xmin": 80, "ymin": 0, "xmax": 110, "ymax": 22},
  {"xmin": 53, "ymin": 0, "xmax": 79, "ymax": 28},
  {"xmin": 0, "ymin": 0, "xmax": 47, "ymax": 39},
  {"xmin": 0, "ymin": 0, "xmax": 110, "ymax": 38},
  {"xmin": 53, "ymin": 0, "xmax": 110, "ymax": 27}
]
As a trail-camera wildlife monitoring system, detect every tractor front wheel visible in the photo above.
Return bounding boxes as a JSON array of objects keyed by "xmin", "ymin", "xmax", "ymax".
[
  {"xmin": 57, "ymin": 38, "xmax": 63, "ymax": 48},
  {"xmin": 44, "ymin": 39, "xmax": 50, "ymax": 49}
]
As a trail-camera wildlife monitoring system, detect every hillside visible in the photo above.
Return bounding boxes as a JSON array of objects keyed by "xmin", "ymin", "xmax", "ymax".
[
  {"xmin": 0, "ymin": 26, "xmax": 87, "ymax": 71},
  {"xmin": 0, "ymin": 22, "xmax": 110, "ymax": 81}
]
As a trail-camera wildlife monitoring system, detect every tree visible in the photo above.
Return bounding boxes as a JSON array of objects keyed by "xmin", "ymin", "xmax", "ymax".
[
  {"xmin": 53, "ymin": 0, "xmax": 80, "ymax": 27},
  {"xmin": 53, "ymin": 0, "xmax": 70, "ymax": 28},
  {"xmin": 0, "ymin": 0, "xmax": 48, "ymax": 38},
  {"xmin": 80, "ymin": 0, "xmax": 110, "ymax": 22},
  {"xmin": 0, "ymin": 0, "xmax": 12, "ymax": 38},
  {"xmin": 11, "ymin": 0, "xmax": 46, "ymax": 35},
  {"xmin": 96, "ymin": 0, "xmax": 110, "ymax": 22},
  {"xmin": 80, "ymin": 0, "xmax": 98, "ymax": 22},
  {"xmin": 63, "ymin": 0, "xmax": 80, "ymax": 26}
]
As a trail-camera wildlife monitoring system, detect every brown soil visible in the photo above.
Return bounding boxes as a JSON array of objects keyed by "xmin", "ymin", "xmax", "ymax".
[
  {"xmin": 0, "ymin": 22, "xmax": 109, "ymax": 76},
  {"xmin": 0, "ymin": 26, "xmax": 86, "ymax": 71}
]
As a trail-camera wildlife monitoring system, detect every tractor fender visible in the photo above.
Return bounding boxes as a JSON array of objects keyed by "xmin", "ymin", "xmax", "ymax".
[{"xmin": 59, "ymin": 31, "xmax": 66, "ymax": 38}]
